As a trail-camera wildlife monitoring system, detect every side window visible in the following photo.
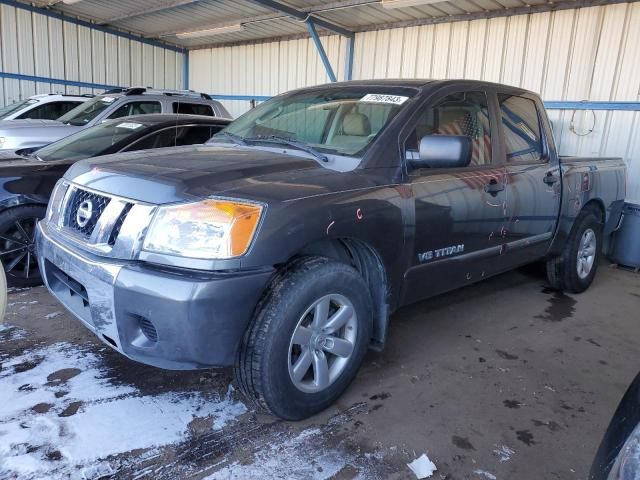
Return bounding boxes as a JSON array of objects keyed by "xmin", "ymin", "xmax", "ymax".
[
  {"xmin": 172, "ymin": 103, "xmax": 214, "ymax": 116},
  {"xmin": 498, "ymin": 94, "xmax": 543, "ymax": 163},
  {"xmin": 17, "ymin": 102, "xmax": 80, "ymax": 120},
  {"xmin": 123, "ymin": 127, "xmax": 177, "ymax": 152},
  {"xmin": 175, "ymin": 126, "xmax": 216, "ymax": 146},
  {"xmin": 406, "ymin": 91, "xmax": 492, "ymax": 167},
  {"xmin": 108, "ymin": 101, "xmax": 162, "ymax": 119}
]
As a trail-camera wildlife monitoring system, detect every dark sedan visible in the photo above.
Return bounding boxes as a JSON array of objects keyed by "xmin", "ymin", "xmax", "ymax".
[{"xmin": 0, "ymin": 114, "xmax": 230, "ymax": 287}]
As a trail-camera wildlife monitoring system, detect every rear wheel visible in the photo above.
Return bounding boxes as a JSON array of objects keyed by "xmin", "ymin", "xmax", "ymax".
[
  {"xmin": 546, "ymin": 209, "xmax": 603, "ymax": 293},
  {"xmin": 235, "ymin": 257, "xmax": 372, "ymax": 420},
  {"xmin": 0, "ymin": 205, "xmax": 46, "ymax": 288}
]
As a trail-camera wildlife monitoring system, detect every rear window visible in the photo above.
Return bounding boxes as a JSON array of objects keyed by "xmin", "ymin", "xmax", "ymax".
[
  {"xmin": 499, "ymin": 94, "xmax": 544, "ymax": 163},
  {"xmin": 172, "ymin": 103, "xmax": 214, "ymax": 116}
]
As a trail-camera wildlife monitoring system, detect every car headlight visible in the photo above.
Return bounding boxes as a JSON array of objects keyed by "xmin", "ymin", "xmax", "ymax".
[
  {"xmin": 0, "ymin": 137, "xmax": 5, "ymax": 148},
  {"xmin": 142, "ymin": 198, "xmax": 264, "ymax": 259}
]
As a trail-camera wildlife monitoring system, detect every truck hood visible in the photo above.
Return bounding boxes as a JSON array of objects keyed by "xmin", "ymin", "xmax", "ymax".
[{"xmin": 66, "ymin": 145, "xmax": 376, "ymax": 204}]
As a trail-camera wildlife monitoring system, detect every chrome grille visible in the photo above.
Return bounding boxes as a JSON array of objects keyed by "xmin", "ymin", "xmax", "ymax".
[
  {"xmin": 50, "ymin": 182, "xmax": 157, "ymax": 261},
  {"xmin": 66, "ymin": 189, "xmax": 111, "ymax": 238},
  {"xmin": 108, "ymin": 204, "xmax": 133, "ymax": 246}
]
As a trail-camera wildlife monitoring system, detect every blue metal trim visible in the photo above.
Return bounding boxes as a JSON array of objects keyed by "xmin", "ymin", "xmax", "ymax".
[
  {"xmin": 183, "ymin": 54, "xmax": 189, "ymax": 90},
  {"xmin": 0, "ymin": 71, "xmax": 119, "ymax": 91},
  {"xmin": 345, "ymin": 36, "xmax": 354, "ymax": 81},
  {"xmin": 0, "ymin": 0, "xmax": 187, "ymax": 54},
  {"xmin": 306, "ymin": 21, "xmax": 337, "ymax": 83},
  {"xmin": 544, "ymin": 101, "xmax": 640, "ymax": 111}
]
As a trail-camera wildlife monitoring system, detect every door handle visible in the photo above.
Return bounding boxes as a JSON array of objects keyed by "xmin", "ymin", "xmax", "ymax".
[
  {"xmin": 484, "ymin": 179, "xmax": 505, "ymax": 196},
  {"xmin": 543, "ymin": 172, "xmax": 559, "ymax": 185}
]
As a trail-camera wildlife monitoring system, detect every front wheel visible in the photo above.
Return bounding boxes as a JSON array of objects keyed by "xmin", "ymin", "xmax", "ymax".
[
  {"xmin": 0, "ymin": 205, "xmax": 46, "ymax": 288},
  {"xmin": 235, "ymin": 257, "xmax": 372, "ymax": 420},
  {"xmin": 546, "ymin": 209, "xmax": 603, "ymax": 293}
]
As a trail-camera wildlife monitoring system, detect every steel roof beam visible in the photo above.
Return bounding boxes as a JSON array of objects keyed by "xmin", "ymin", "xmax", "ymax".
[
  {"xmin": 249, "ymin": 0, "xmax": 354, "ymax": 38},
  {"xmin": 100, "ymin": 0, "xmax": 203, "ymax": 24}
]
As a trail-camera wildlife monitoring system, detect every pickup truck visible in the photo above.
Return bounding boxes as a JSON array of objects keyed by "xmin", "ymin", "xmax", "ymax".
[{"xmin": 36, "ymin": 80, "xmax": 626, "ymax": 420}]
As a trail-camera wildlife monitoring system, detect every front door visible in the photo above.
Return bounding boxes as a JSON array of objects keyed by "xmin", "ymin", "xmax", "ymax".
[
  {"xmin": 401, "ymin": 89, "xmax": 509, "ymax": 305},
  {"xmin": 497, "ymin": 93, "xmax": 561, "ymax": 265}
]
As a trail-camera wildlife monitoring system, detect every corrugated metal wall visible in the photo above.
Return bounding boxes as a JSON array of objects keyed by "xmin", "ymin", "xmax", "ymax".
[
  {"xmin": 0, "ymin": 3, "xmax": 185, "ymax": 105},
  {"xmin": 190, "ymin": 2, "xmax": 640, "ymax": 202}
]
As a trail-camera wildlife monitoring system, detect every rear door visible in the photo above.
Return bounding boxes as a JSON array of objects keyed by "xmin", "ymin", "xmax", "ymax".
[
  {"xmin": 401, "ymin": 86, "xmax": 509, "ymax": 304},
  {"xmin": 498, "ymin": 92, "xmax": 561, "ymax": 264}
]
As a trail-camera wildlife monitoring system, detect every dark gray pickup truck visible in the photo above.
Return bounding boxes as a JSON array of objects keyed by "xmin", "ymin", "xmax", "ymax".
[{"xmin": 36, "ymin": 80, "xmax": 626, "ymax": 420}]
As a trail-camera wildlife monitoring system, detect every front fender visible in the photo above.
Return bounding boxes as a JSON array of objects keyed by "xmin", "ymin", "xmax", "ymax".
[{"xmin": 243, "ymin": 184, "xmax": 410, "ymax": 305}]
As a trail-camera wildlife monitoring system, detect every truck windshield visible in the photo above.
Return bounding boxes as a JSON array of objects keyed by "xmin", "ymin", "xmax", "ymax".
[
  {"xmin": 58, "ymin": 96, "xmax": 116, "ymax": 126},
  {"xmin": 35, "ymin": 119, "xmax": 147, "ymax": 161},
  {"xmin": 0, "ymin": 99, "xmax": 37, "ymax": 119},
  {"xmin": 213, "ymin": 87, "xmax": 416, "ymax": 157}
]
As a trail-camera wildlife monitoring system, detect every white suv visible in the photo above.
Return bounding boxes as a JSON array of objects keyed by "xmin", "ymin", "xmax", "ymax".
[{"xmin": 0, "ymin": 94, "xmax": 90, "ymax": 121}]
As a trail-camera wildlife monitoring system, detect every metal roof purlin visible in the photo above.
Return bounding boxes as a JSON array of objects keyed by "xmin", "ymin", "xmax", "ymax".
[{"xmin": 249, "ymin": 0, "xmax": 355, "ymax": 38}]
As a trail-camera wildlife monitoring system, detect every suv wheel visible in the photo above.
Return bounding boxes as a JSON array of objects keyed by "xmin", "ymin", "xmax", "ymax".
[
  {"xmin": 546, "ymin": 208, "xmax": 603, "ymax": 293},
  {"xmin": 0, "ymin": 205, "xmax": 45, "ymax": 288},
  {"xmin": 235, "ymin": 257, "xmax": 372, "ymax": 420}
]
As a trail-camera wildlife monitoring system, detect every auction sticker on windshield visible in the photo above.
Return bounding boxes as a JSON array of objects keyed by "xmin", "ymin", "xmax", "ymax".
[
  {"xmin": 360, "ymin": 94, "xmax": 408, "ymax": 105},
  {"xmin": 101, "ymin": 97, "xmax": 116, "ymax": 103},
  {"xmin": 117, "ymin": 122, "xmax": 143, "ymax": 130}
]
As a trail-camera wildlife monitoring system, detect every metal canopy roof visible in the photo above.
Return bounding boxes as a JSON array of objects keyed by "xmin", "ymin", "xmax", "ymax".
[{"xmin": 19, "ymin": 0, "xmax": 627, "ymax": 49}]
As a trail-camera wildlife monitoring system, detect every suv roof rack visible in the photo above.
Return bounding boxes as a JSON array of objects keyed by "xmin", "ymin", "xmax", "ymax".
[{"xmin": 105, "ymin": 87, "xmax": 214, "ymax": 100}]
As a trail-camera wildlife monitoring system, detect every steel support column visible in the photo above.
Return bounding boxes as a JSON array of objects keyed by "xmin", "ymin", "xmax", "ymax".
[{"xmin": 306, "ymin": 21, "xmax": 337, "ymax": 82}]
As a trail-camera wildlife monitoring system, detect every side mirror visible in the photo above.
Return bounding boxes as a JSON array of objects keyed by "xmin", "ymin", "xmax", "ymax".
[{"xmin": 410, "ymin": 135, "xmax": 472, "ymax": 169}]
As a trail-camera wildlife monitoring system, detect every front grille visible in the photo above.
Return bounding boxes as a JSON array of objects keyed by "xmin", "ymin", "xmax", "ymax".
[
  {"xmin": 108, "ymin": 203, "xmax": 132, "ymax": 246},
  {"xmin": 66, "ymin": 189, "xmax": 111, "ymax": 238}
]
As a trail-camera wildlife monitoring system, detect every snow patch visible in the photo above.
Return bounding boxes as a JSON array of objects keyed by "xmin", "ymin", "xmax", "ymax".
[
  {"xmin": 473, "ymin": 469, "xmax": 497, "ymax": 479},
  {"xmin": 0, "ymin": 342, "xmax": 247, "ymax": 480},
  {"xmin": 493, "ymin": 444, "xmax": 515, "ymax": 462},
  {"xmin": 407, "ymin": 453, "xmax": 437, "ymax": 479},
  {"xmin": 44, "ymin": 312, "xmax": 63, "ymax": 320},
  {"xmin": 0, "ymin": 323, "xmax": 26, "ymax": 342},
  {"xmin": 205, "ymin": 426, "xmax": 378, "ymax": 480}
]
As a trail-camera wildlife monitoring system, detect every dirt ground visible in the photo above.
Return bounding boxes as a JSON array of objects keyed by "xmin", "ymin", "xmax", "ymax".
[{"xmin": 1, "ymin": 262, "xmax": 639, "ymax": 480}]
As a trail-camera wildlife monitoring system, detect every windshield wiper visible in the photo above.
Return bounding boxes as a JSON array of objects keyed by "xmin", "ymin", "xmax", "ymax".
[
  {"xmin": 214, "ymin": 131, "xmax": 247, "ymax": 146},
  {"xmin": 244, "ymin": 135, "xmax": 328, "ymax": 163}
]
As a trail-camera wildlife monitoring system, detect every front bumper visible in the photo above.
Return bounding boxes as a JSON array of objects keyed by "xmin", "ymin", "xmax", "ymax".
[{"xmin": 36, "ymin": 221, "xmax": 274, "ymax": 369}]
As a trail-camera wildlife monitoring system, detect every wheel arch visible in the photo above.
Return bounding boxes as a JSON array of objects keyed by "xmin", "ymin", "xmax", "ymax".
[
  {"xmin": 583, "ymin": 199, "xmax": 606, "ymax": 223},
  {"xmin": 294, "ymin": 237, "xmax": 390, "ymax": 351}
]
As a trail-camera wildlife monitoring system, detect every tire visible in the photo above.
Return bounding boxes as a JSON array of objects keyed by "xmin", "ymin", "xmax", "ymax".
[
  {"xmin": 546, "ymin": 208, "xmax": 603, "ymax": 293},
  {"xmin": 235, "ymin": 256, "xmax": 372, "ymax": 420},
  {"xmin": 0, "ymin": 205, "xmax": 46, "ymax": 288}
]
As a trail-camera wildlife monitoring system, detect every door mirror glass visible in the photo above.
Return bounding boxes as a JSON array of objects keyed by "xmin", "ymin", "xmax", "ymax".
[{"xmin": 410, "ymin": 134, "xmax": 472, "ymax": 169}]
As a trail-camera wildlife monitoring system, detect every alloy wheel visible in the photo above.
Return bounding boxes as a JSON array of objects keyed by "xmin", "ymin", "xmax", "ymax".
[
  {"xmin": 577, "ymin": 228, "xmax": 596, "ymax": 279},
  {"xmin": 0, "ymin": 217, "xmax": 39, "ymax": 280},
  {"xmin": 288, "ymin": 294, "xmax": 358, "ymax": 393}
]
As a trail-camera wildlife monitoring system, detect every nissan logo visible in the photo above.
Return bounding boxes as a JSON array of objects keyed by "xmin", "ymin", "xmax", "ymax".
[{"xmin": 76, "ymin": 199, "xmax": 94, "ymax": 228}]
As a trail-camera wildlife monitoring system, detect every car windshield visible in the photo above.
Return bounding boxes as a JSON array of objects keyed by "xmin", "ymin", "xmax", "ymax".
[
  {"xmin": 213, "ymin": 87, "xmax": 416, "ymax": 158},
  {"xmin": 0, "ymin": 99, "xmax": 37, "ymax": 119},
  {"xmin": 36, "ymin": 119, "xmax": 148, "ymax": 161},
  {"xmin": 58, "ymin": 96, "xmax": 117, "ymax": 126}
]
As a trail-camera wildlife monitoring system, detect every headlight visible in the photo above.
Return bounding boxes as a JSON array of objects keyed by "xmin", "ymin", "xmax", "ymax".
[
  {"xmin": 0, "ymin": 137, "xmax": 5, "ymax": 148},
  {"xmin": 142, "ymin": 198, "xmax": 264, "ymax": 259}
]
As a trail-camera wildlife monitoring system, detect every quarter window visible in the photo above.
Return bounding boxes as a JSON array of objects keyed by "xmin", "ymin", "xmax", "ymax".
[
  {"xmin": 406, "ymin": 91, "xmax": 492, "ymax": 166},
  {"xmin": 499, "ymin": 95, "xmax": 544, "ymax": 163},
  {"xmin": 172, "ymin": 103, "xmax": 214, "ymax": 116}
]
